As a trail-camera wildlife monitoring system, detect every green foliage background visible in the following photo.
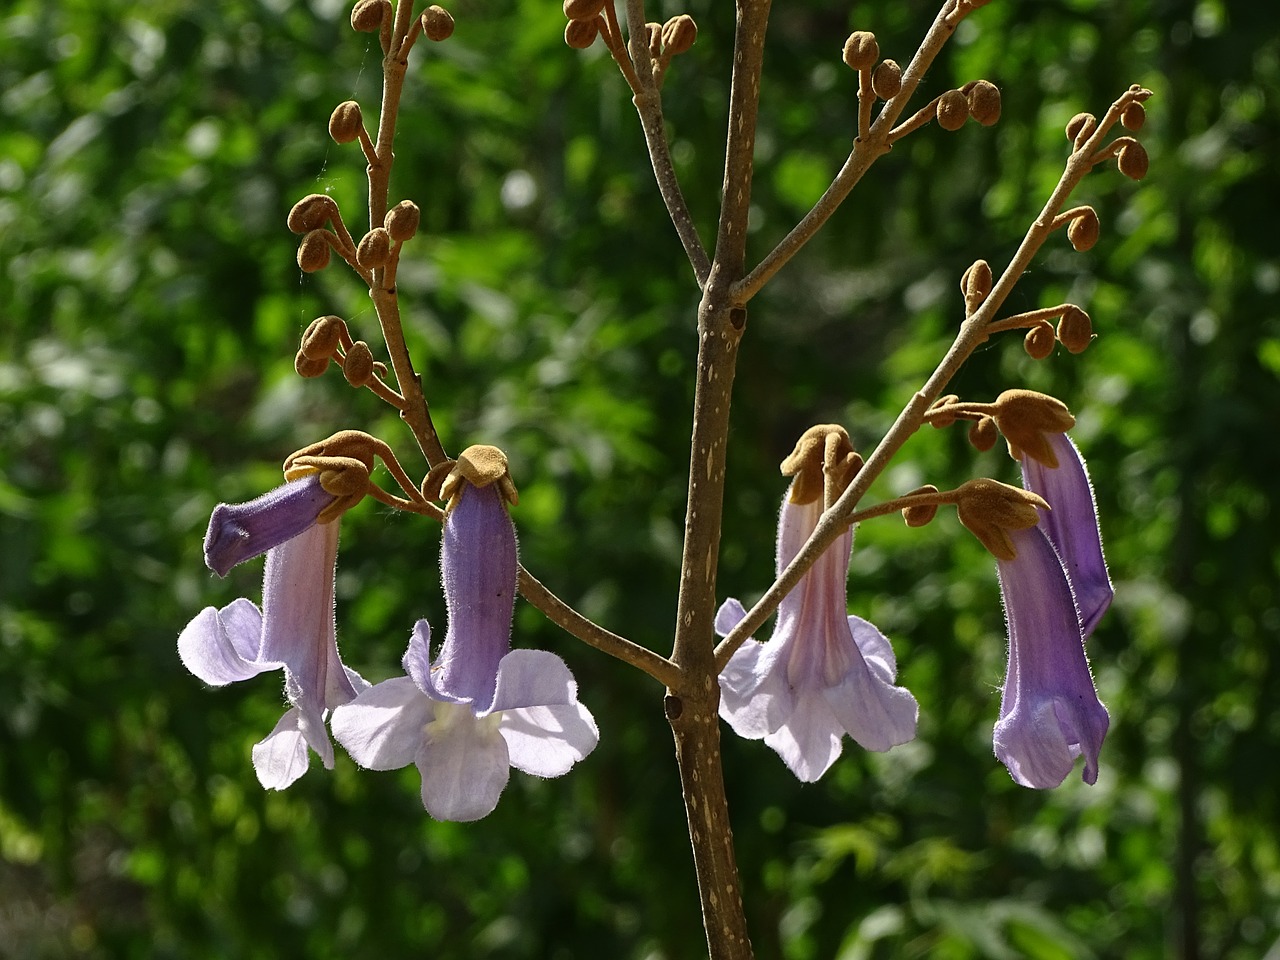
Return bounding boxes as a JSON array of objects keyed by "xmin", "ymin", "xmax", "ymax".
[{"xmin": 1, "ymin": 0, "xmax": 1277, "ymax": 957}]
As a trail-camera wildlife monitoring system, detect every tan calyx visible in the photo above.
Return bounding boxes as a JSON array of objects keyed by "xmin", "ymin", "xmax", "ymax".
[
  {"xmin": 437, "ymin": 444, "xmax": 519, "ymax": 509},
  {"xmin": 283, "ymin": 431, "xmax": 386, "ymax": 523},
  {"xmin": 926, "ymin": 389, "xmax": 1075, "ymax": 468},
  {"xmin": 952, "ymin": 478, "xmax": 1048, "ymax": 562},
  {"xmin": 780, "ymin": 424, "xmax": 863, "ymax": 507}
]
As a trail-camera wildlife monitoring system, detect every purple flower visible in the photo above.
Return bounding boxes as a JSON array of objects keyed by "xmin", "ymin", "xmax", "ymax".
[
  {"xmin": 1020, "ymin": 432, "xmax": 1113, "ymax": 635},
  {"xmin": 716, "ymin": 489, "xmax": 918, "ymax": 783},
  {"xmin": 203, "ymin": 474, "xmax": 336, "ymax": 578},
  {"xmin": 331, "ymin": 481, "xmax": 598, "ymax": 821},
  {"xmin": 992, "ymin": 525, "xmax": 1110, "ymax": 788},
  {"xmin": 179, "ymin": 509, "xmax": 362, "ymax": 789}
]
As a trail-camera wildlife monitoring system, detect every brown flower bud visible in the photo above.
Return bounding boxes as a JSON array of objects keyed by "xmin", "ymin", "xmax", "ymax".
[
  {"xmin": 1117, "ymin": 140, "xmax": 1149, "ymax": 180},
  {"xmin": 287, "ymin": 193, "xmax": 339, "ymax": 234},
  {"xmin": 968, "ymin": 415, "xmax": 998, "ymax": 452},
  {"xmin": 1121, "ymin": 101, "xmax": 1146, "ymax": 131},
  {"xmin": 662, "ymin": 14, "xmax": 697, "ymax": 55},
  {"xmin": 564, "ymin": 17, "xmax": 599, "ymax": 49},
  {"xmin": 1057, "ymin": 305, "xmax": 1093, "ymax": 354},
  {"xmin": 991, "ymin": 389, "xmax": 1076, "ymax": 467},
  {"xmin": 645, "ymin": 22, "xmax": 662, "ymax": 57},
  {"xmin": 936, "ymin": 90, "xmax": 969, "ymax": 131},
  {"xmin": 954, "ymin": 478, "xmax": 1047, "ymax": 562},
  {"xmin": 1023, "ymin": 321, "xmax": 1056, "ymax": 360},
  {"xmin": 422, "ymin": 5, "xmax": 454, "ymax": 41},
  {"xmin": 961, "ymin": 259, "xmax": 993, "ymax": 305},
  {"xmin": 563, "ymin": 0, "xmax": 606, "ymax": 20},
  {"xmin": 297, "ymin": 230, "xmax": 332, "ymax": 272},
  {"xmin": 301, "ymin": 315, "xmax": 347, "ymax": 360},
  {"xmin": 780, "ymin": 424, "xmax": 861, "ymax": 506},
  {"xmin": 342, "ymin": 341, "xmax": 376, "ymax": 387},
  {"xmin": 871, "ymin": 59, "xmax": 902, "ymax": 100},
  {"xmin": 295, "ymin": 348, "xmax": 330, "ymax": 378},
  {"xmin": 356, "ymin": 228, "xmax": 392, "ymax": 269},
  {"xmin": 1067, "ymin": 208, "xmax": 1100, "ymax": 252},
  {"xmin": 929, "ymin": 394, "xmax": 961, "ymax": 428},
  {"xmin": 350, "ymin": 0, "xmax": 389, "ymax": 32},
  {"xmin": 967, "ymin": 80, "xmax": 1001, "ymax": 126},
  {"xmin": 902, "ymin": 485, "xmax": 940, "ymax": 527},
  {"xmin": 842, "ymin": 31, "xmax": 879, "ymax": 71},
  {"xmin": 1065, "ymin": 112, "xmax": 1096, "ymax": 144},
  {"xmin": 329, "ymin": 101, "xmax": 363, "ymax": 145},
  {"xmin": 384, "ymin": 200, "xmax": 421, "ymax": 242}
]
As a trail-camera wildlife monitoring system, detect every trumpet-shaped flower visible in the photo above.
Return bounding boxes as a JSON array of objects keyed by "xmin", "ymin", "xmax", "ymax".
[
  {"xmin": 331, "ymin": 476, "xmax": 598, "ymax": 821},
  {"xmin": 717, "ymin": 489, "xmax": 918, "ymax": 783},
  {"xmin": 992, "ymin": 525, "xmax": 1110, "ymax": 788},
  {"xmin": 180, "ymin": 488, "xmax": 361, "ymax": 789}
]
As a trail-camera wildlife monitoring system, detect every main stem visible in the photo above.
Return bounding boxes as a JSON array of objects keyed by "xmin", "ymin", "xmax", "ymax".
[{"xmin": 668, "ymin": 0, "xmax": 771, "ymax": 956}]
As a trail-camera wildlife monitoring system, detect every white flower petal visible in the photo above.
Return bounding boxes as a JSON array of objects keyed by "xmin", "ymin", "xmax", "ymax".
[
  {"xmin": 485, "ymin": 650, "xmax": 577, "ymax": 714},
  {"xmin": 500, "ymin": 702, "xmax": 599, "ymax": 778},
  {"xmin": 763, "ymin": 692, "xmax": 843, "ymax": 783},
  {"xmin": 251, "ymin": 708, "xmax": 311, "ymax": 789},
  {"xmin": 847, "ymin": 615, "xmax": 898, "ymax": 681},
  {"xmin": 714, "ymin": 598, "xmax": 748, "ymax": 637},
  {"xmin": 331, "ymin": 676, "xmax": 433, "ymax": 772},
  {"xmin": 823, "ymin": 665, "xmax": 919, "ymax": 753},
  {"xmin": 178, "ymin": 600, "xmax": 272, "ymax": 686},
  {"xmin": 718, "ymin": 640, "xmax": 791, "ymax": 739},
  {"xmin": 417, "ymin": 706, "xmax": 510, "ymax": 822}
]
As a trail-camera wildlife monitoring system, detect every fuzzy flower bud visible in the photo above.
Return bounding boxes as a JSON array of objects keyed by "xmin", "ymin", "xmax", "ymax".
[
  {"xmin": 356, "ymin": 227, "xmax": 392, "ymax": 269},
  {"xmin": 990, "ymin": 390, "xmax": 1077, "ymax": 468},
  {"xmin": 287, "ymin": 193, "xmax": 339, "ymax": 234},
  {"xmin": 342, "ymin": 341, "xmax": 376, "ymax": 387},
  {"xmin": 564, "ymin": 17, "xmax": 599, "ymax": 49},
  {"xmin": 936, "ymin": 90, "xmax": 969, "ymax": 131},
  {"xmin": 954, "ymin": 479, "xmax": 1047, "ymax": 562},
  {"xmin": 422, "ymin": 5, "xmax": 455, "ymax": 41},
  {"xmin": 1117, "ymin": 140, "xmax": 1150, "ymax": 180},
  {"xmin": 841, "ymin": 31, "xmax": 879, "ymax": 71},
  {"xmin": 297, "ymin": 230, "xmax": 332, "ymax": 272},
  {"xmin": 295, "ymin": 349, "xmax": 330, "ymax": 378},
  {"xmin": 301, "ymin": 315, "xmax": 347, "ymax": 360},
  {"xmin": 662, "ymin": 15, "xmax": 697, "ymax": 55},
  {"xmin": 1024, "ymin": 321, "xmax": 1056, "ymax": 360},
  {"xmin": 1121, "ymin": 101, "xmax": 1147, "ymax": 131},
  {"xmin": 902, "ymin": 485, "xmax": 940, "ymax": 527},
  {"xmin": 780, "ymin": 424, "xmax": 862, "ymax": 506},
  {"xmin": 329, "ymin": 101, "xmax": 363, "ymax": 145},
  {"xmin": 350, "ymin": 0, "xmax": 389, "ymax": 32},
  {"xmin": 384, "ymin": 200, "xmax": 421, "ymax": 242},
  {"xmin": 961, "ymin": 259, "xmax": 993, "ymax": 305},
  {"xmin": 967, "ymin": 80, "xmax": 1001, "ymax": 126},
  {"xmin": 1067, "ymin": 208, "xmax": 1100, "ymax": 252},
  {"xmin": 968, "ymin": 415, "xmax": 998, "ymax": 452},
  {"xmin": 1065, "ymin": 112, "xmax": 1096, "ymax": 144},
  {"xmin": 1057, "ymin": 306, "xmax": 1093, "ymax": 354},
  {"xmin": 871, "ymin": 59, "xmax": 902, "ymax": 100},
  {"xmin": 563, "ymin": 0, "xmax": 606, "ymax": 20}
]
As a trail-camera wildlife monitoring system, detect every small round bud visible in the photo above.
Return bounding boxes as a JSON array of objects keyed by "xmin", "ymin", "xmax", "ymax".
[
  {"xmin": 329, "ymin": 101, "xmax": 363, "ymax": 145},
  {"xmin": 295, "ymin": 348, "xmax": 330, "ymax": 378},
  {"xmin": 422, "ymin": 5, "xmax": 454, "ymax": 41},
  {"xmin": 563, "ymin": 0, "xmax": 606, "ymax": 20},
  {"xmin": 871, "ymin": 59, "xmax": 902, "ymax": 100},
  {"xmin": 1117, "ymin": 140, "xmax": 1149, "ymax": 180},
  {"xmin": 1067, "ymin": 208, "xmax": 1100, "ymax": 252},
  {"xmin": 1121, "ymin": 101, "xmax": 1146, "ymax": 131},
  {"xmin": 301, "ymin": 315, "xmax": 347, "ymax": 360},
  {"xmin": 297, "ymin": 231, "xmax": 332, "ymax": 272},
  {"xmin": 384, "ymin": 200, "xmax": 421, "ymax": 241},
  {"xmin": 936, "ymin": 89, "xmax": 969, "ymax": 131},
  {"xmin": 1065, "ymin": 112, "xmax": 1095, "ymax": 144},
  {"xmin": 903, "ymin": 485, "xmax": 940, "ymax": 527},
  {"xmin": 350, "ymin": 0, "xmax": 389, "ymax": 32},
  {"xmin": 662, "ymin": 14, "xmax": 697, "ymax": 55},
  {"xmin": 841, "ymin": 31, "xmax": 879, "ymax": 71},
  {"xmin": 929, "ymin": 395, "xmax": 960, "ymax": 428},
  {"xmin": 1057, "ymin": 306, "xmax": 1093, "ymax": 354},
  {"xmin": 287, "ymin": 193, "xmax": 339, "ymax": 234},
  {"xmin": 968, "ymin": 416, "xmax": 999, "ymax": 452},
  {"xmin": 961, "ymin": 259, "xmax": 993, "ymax": 304},
  {"xmin": 356, "ymin": 227, "xmax": 392, "ymax": 269},
  {"xmin": 343, "ymin": 341, "xmax": 376, "ymax": 387},
  {"xmin": 564, "ymin": 17, "xmax": 599, "ymax": 49},
  {"xmin": 967, "ymin": 80, "xmax": 1001, "ymax": 126},
  {"xmin": 645, "ymin": 22, "xmax": 662, "ymax": 58},
  {"xmin": 1024, "ymin": 321, "xmax": 1056, "ymax": 360}
]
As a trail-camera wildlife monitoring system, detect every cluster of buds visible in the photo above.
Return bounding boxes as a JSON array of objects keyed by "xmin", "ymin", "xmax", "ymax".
[
  {"xmin": 562, "ymin": 0, "xmax": 695, "ymax": 89},
  {"xmin": 351, "ymin": 0, "xmax": 454, "ymax": 53},
  {"xmin": 294, "ymin": 314, "xmax": 389, "ymax": 392},
  {"xmin": 288, "ymin": 191, "xmax": 421, "ymax": 283},
  {"xmin": 927, "ymin": 389, "xmax": 1077, "ymax": 464},
  {"xmin": 1067, "ymin": 85, "xmax": 1152, "ymax": 180},
  {"xmin": 959, "ymin": 256, "xmax": 1094, "ymax": 357}
]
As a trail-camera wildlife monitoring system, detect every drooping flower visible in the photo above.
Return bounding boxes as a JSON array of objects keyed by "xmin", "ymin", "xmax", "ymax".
[
  {"xmin": 180, "ymin": 481, "xmax": 362, "ymax": 788},
  {"xmin": 331, "ymin": 447, "xmax": 598, "ymax": 821},
  {"xmin": 992, "ymin": 524, "xmax": 1110, "ymax": 788},
  {"xmin": 716, "ymin": 426, "xmax": 918, "ymax": 783},
  {"xmin": 1019, "ymin": 432, "xmax": 1113, "ymax": 635}
]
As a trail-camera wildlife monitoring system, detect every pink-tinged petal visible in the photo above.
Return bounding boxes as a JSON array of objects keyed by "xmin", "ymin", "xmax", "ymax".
[
  {"xmin": 416, "ymin": 705, "xmax": 510, "ymax": 822},
  {"xmin": 822, "ymin": 659, "xmax": 919, "ymax": 753},
  {"xmin": 994, "ymin": 526, "xmax": 1110, "ymax": 788},
  {"xmin": 432, "ymin": 484, "xmax": 518, "ymax": 709},
  {"xmin": 402, "ymin": 619, "xmax": 441, "ymax": 697},
  {"xmin": 178, "ymin": 599, "xmax": 272, "ymax": 685},
  {"xmin": 331, "ymin": 676, "xmax": 434, "ymax": 771},
  {"xmin": 485, "ymin": 650, "xmax": 577, "ymax": 714},
  {"xmin": 500, "ymin": 703, "xmax": 599, "ymax": 777},
  {"xmin": 718, "ymin": 640, "xmax": 792, "ymax": 739},
  {"xmin": 204, "ymin": 475, "xmax": 336, "ymax": 577},
  {"xmin": 251, "ymin": 708, "xmax": 311, "ymax": 790},
  {"xmin": 848, "ymin": 616, "xmax": 898, "ymax": 681},
  {"xmin": 714, "ymin": 597, "xmax": 748, "ymax": 637},
  {"xmin": 1021, "ymin": 434, "xmax": 1113, "ymax": 636},
  {"xmin": 763, "ymin": 692, "xmax": 843, "ymax": 783}
]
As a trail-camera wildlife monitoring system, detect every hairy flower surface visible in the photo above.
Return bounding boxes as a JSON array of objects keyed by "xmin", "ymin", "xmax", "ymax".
[
  {"xmin": 180, "ymin": 517, "xmax": 362, "ymax": 788},
  {"xmin": 203, "ymin": 474, "xmax": 336, "ymax": 578},
  {"xmin": 331, "ymin": 482, "xmax": 598, "ymax": 821},
  {"xmin": 717, "ymin": 489, "xmax": 918, "ymax": 783},
  {"xmin": 1020, "ymin": 432, "xmax": 1113, "ymax": 634}
]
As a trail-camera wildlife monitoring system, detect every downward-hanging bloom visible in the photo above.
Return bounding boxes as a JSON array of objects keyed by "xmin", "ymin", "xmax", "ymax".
[
  {"xmin": 716, "ymin": 426, "xmax": 918, "ymax": 783},
  {"xmin": 331, "ymin": 447, "xmax": 598, "ymax": 821},
  {"xmin": 179, "ymin": 476, "xmax": 363, "ymax": 789}
]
